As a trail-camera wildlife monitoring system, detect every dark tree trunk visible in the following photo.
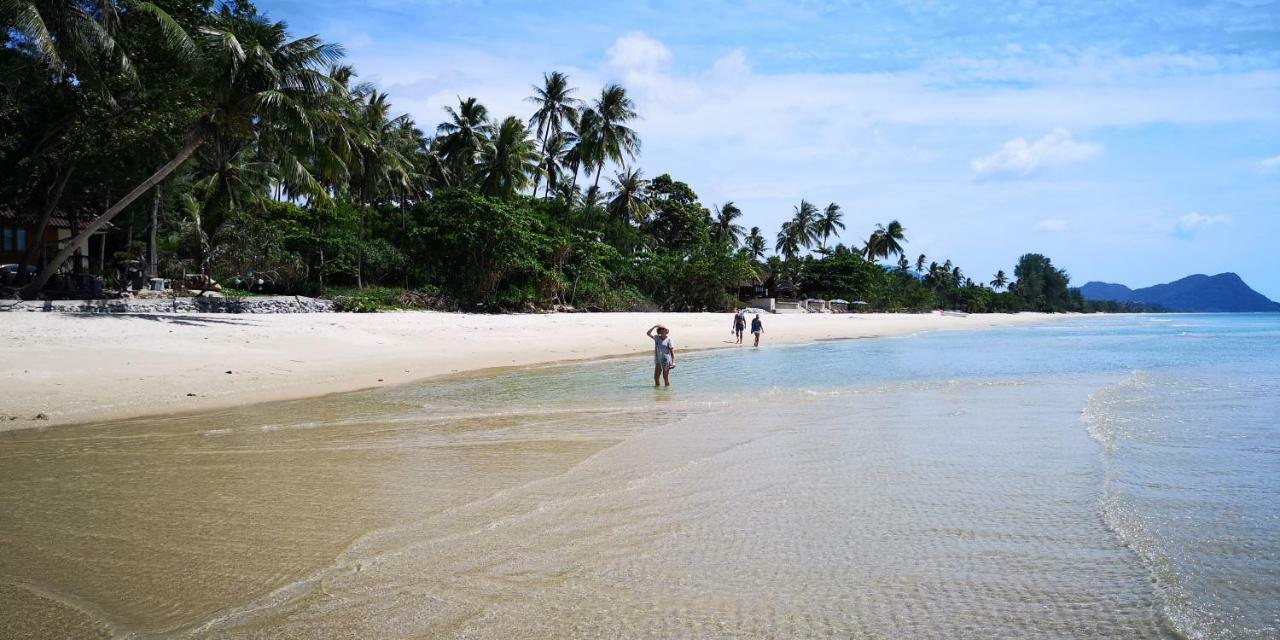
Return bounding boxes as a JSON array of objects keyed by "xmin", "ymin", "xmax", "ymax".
[
  {"xmin": 532, "ymin": 125, "xmax": 550, "ymax": 197},
  {"xmin": 147, "ymin": 183, "xmax": 162, "ymax": 278},
  {"xmin": 15, "ymin": 164, "xmax": 74, "ymax": 285},
  {"xmin": 357, "ymin": 187, "xmax": 365, "ymax": 290},
  {"xmin": 400, "ymin": 186, "xmax": 409, "ymax": 289},
  {"xmin": 70, "ymin": 209, "xmax": 81, "ymax": 277}
]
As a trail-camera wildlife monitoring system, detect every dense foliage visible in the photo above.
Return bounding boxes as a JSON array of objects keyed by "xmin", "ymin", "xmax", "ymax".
[{"xmin": 2, "ymin": 0, "xmax": 1135, "ymax": 313}]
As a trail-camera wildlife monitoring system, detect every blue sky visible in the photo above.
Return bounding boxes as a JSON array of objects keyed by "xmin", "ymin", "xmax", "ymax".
[{"xmin": 259, "ymin": 0, "xmax": 1280, "ymax": 298}]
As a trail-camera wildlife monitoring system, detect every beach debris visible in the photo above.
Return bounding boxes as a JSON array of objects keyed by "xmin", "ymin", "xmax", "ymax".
[
  {"xmin": 377, "ymin": 379, "xmax": 384, "ymax": 382},
  {"xmin": 33, "ymin": 413, "xmax": 47, "ymax": 420},
  {"xmin": 225, "ymin": 370, "xmax": 233, "ymax": 374},
  {"xmin": 183, "ymin": 273, "xmax": 223, "ymax": 293},
  {"xmin": 187, "ymin": 393, "xmax": 197, "ymax": 397}
]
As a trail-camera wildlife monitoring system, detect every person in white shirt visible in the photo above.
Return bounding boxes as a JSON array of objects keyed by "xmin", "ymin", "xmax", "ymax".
[{"xmin": 646, "ymin": 324, "xmax": 676, "ymax": 387}]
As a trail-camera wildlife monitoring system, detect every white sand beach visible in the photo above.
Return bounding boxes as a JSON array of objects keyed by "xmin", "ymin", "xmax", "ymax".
[{"xmin": 0, "ymin": 311, "xmax": 1057, "ymax": 429}]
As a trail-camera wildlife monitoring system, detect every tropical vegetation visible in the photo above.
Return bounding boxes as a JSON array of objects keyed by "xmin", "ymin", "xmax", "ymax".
[{"xmin": 1, "ymin": 0, "xmax": 1144, "ymax": 313}]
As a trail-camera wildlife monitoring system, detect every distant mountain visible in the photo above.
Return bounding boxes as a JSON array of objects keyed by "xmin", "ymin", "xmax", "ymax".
[{"xmin": 1080, "ymin": 273, "xmax": 1280, "ymax": 312}]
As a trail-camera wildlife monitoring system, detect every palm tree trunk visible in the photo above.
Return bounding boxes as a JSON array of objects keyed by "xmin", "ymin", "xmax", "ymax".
[
  {"xmin": 400, "ymin": 186, "xmax": 408, "ymax": 289},
  {"xmin": 357, "ymin": 188, "xmax": 366, "ymax": 290},
  {"xmin": 532, "ymin": 126, "xmax": 550, "ymax": 197},
  {"xmin": 147, "ymin": 182, "xmax": 162, "ymax": 279},
  {"xmin": 593, "ymin": 163, "xmax": 603, "ymax": 190},
  {"xmin": 20, "ymin": 130, "xmax": 205, "ymax": 299},
  {"xmin": 15, "ymin": 163, "xmax": 74, "ymax": 286}
]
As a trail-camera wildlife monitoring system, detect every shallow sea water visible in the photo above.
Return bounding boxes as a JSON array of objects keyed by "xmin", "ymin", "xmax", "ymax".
[{"xmin": 1, "ymin": 314, "xmax": 1276, "ymax": 639}]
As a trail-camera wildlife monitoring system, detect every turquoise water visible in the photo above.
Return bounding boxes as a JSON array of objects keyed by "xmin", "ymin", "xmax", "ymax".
[
  {"xmin": 2, "ymin": 314, "xmax": 1277, "ymax": 638},
  {"xmin": 369, "ymin": 313, "xmax": 1280, "ymax": 638}
]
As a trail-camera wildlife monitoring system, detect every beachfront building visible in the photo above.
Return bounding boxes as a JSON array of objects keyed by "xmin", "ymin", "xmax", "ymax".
[{"xmin": 0, "ymin": 207, "xmax": 111, "ymax": 278}]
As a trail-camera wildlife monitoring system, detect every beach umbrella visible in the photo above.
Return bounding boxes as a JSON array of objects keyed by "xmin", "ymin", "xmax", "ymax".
[
  {"xmin": 850, "ymin": 300, "xmax": 869, "ymax": 305},
  {"xmin": 830, "ymin": 298, "xmax": 849, "ymax": 303}
]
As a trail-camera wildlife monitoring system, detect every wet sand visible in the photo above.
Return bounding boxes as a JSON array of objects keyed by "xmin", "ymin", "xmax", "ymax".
[
  {"xmin": 0, "ymin": 311, "xmax": 1056, "ymax": 429},
  {"xmin": 0, "ymin": 346, "xmax": 1164, "ymax": 639}
]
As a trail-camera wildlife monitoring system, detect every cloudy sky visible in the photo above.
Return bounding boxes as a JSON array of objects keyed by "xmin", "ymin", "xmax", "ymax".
[{"xmin": 258, "ymin": 0, "xmax": 1280, "ymax": 298}]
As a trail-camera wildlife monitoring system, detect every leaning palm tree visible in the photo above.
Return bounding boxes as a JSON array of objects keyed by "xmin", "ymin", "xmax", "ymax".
[
  {"xmin": 990, "ymin": 270, "xmax": 1008, "ymax": 290},
  {"xmin": 476, "ymin": 116, "xmax": 541, "ymax": 199},
  {"xmin": 815, "ymin": 202, "xmax": 845, "ymax": 248},
  {"xmin": 527, "ymin": 71, "xmax": 579, "ymax": 196},
  {"xmin": 746, "ymin": 226, "xmax": 767, "ymax": 261},
  {"xmin": 713, "ymin": 201, "xmax": 746, "ymax": 246},
  {"xmin": 436, "ymin": 96, "xmax": 494, "ymax": 185},
  {"xmin": 5, "ymin": 0, "xmax": 194, "ymax": 286},
  {"xmin": 590, "ymin": 84, "xmax": 640, "ymax": 190},
  {"xmin": 606, "ymin": 166, "xmax": 650, "ymax": 223},
  {"xmin": 24, "ymin": 8, "xmax": 344, "ymax": 297}
]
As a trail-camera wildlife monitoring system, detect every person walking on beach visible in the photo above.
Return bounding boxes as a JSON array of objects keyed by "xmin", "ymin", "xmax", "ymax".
[
  {"xmin": 647, "ymin": 324, "xmax": 676, "ymax": 387},
  {"xmin": 732, "ymin": 307, "xmax": 747, "ymax": 344},
  {"xmin": 751, "ymin": 313, "xmax": 764, "ymax": 347}
]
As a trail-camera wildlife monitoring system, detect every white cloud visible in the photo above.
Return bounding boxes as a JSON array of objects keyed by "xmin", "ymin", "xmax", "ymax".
[
  {"xmin": 970, "ymin": 129, "xmax": 1102, "ymax": 179},
  {"xmin": 606, "ymin": 31, "xmax": 671, "ymax": 77},
  {"xmin": 712, "ymin": 49, "xmax": 751, "ymax": 80},
  {"xmin": 1262, "ymin": 155, "xmax": 1280, "ymax": 171},
  {"xmin": 1174, "ymin": 212, "xmax": 1230, "ymax": 233},
  {"xmin": 1035, "ymin": 218, "xmax": 1069, "ymax": 232},
  {"xmin": 1172, "ymin": 212, "xmax": 1228, "ymax": 240}
]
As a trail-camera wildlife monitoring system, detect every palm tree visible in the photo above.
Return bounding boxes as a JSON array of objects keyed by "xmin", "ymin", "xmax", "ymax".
[
  {"xmin": 590, "ymin": 84, "xmax": 640, "ymax": 190},
  {"xmin": 436, "ymin": 96, "xmax": 493, "ymax": 185},
  {"xmin": 915, "ymin": 254, "xmax": 927, "ymax": 274},
  {"xmin": 713, "ymin": 201, "xmax": 746, "ymax": 246},
  {"xmin": 791, "ymin": 199, "xmax": 820, "ymax": 249},
  {"xmin": 565, "ymin": 107, "xmax": 600, "ymax": 194},
  {"xmin": 555, "ymin": 181, "xmax": 582, "ymax": 208},
  {"xmin": 539, "ymin": 130, "xmax": 576, "ymax": 198},
  {"xmin": 815, "ymin": 202, "xmax": 845, "ymax": 248},
  {"xmin": 527, "ymin": 71, "xmax": 579, "ymax": 197},
  {"xmin": 897, "ymin": 255, "xmax": 910, "ymax": 271},
  {"xmin": 864, "ymin": 220, "xmax": 907, "ymax": 261},
  {"xmin": 349, "ymin": 90, "xmax": 412, "ymax": 287},
  {"xmin": 606, "ymin": 166, "xmax": 649, "ymax": 223},
  {"xmin": 581, "ymin": 184, "xmax": 605, "ymax": 211},
  {"xmin": 746, "ymin": 226, "xmax": 767, "ymax": 261},
  {"xmin": 24, "ymin": 8, "xmax": 343, "ymax": 297},
  {"xmin": 476, "ymin": 116, "xmax": 541, "ymax": 199},
  {"xmin": 775, "ymin": 221, "xmax": 802, "ymax": 260},
  {"xmin": 990, "ymin": 270, "xmax": 1008, "ymax": 290},
  {"xmin": 5, "ymin": 0, "xmax": 194, "ymax": 286},
  {"xmin": 3, "ymin": 0, "xmax": 190, "ymax": 99}
]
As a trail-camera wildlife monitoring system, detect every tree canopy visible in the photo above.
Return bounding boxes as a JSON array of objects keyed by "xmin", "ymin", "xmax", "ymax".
[{"xmin": 1, "ymin": 0, "xmax": 1128, "ymax": 313}]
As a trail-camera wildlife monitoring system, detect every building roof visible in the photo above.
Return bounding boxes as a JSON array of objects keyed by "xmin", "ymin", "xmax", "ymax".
[{"xmin": 0, "ymin": 206, "xmax": 113, "ymax": 230}]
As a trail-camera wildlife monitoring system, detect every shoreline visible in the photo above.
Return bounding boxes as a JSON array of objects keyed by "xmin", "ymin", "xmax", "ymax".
[{"xmin": 0, "ymin": 311, "xmax": 1065, "ymax": 431}]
